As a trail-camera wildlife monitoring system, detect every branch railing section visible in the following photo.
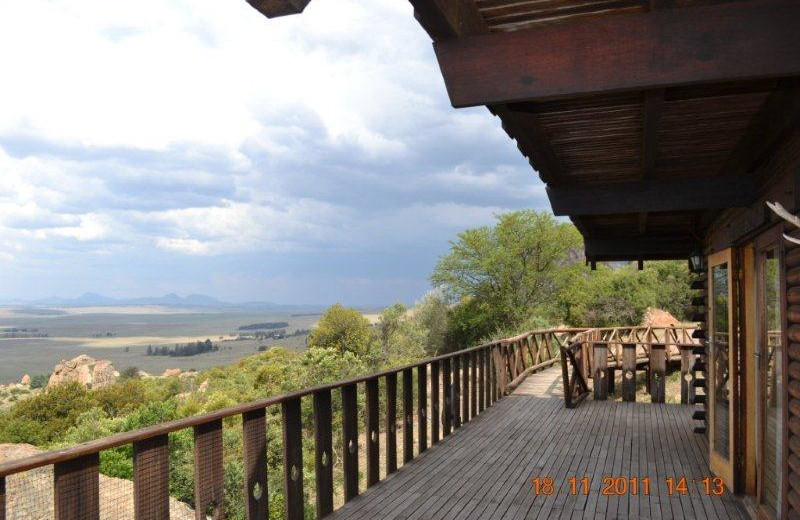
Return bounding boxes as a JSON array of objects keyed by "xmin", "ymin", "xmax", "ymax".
[
  {"xmin": 0, "ymin": 328, "xmax": 581, "ymax": 520},
  {"xmin": 559, "ymin": 325, "xmax": 702, "ymax": 408}
]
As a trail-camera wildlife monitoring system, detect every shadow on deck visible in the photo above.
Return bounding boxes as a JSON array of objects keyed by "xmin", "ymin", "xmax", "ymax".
[{"xmin": 329, "ymin": 367, "xmax": 750, "ymax": 520}]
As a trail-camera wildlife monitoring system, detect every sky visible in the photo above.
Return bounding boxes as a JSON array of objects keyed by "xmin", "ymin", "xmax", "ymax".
[{"xmin": 0, "ymin": 0, "xmax": 549, "ymax": 306}]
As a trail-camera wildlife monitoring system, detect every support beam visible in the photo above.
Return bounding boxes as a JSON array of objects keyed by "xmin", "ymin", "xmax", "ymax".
[
  {"xmin": 434, "ymin": 0, "xmax": 800, "ymax": 108},
  {"xmin": 585, "ymin": 236, "xmax": 697, "ymax": 261},
  {"xmin": 409, "ymin": 0, "xmax": 488, "ymax": 40},
  {"xmin": 547, "ymin": 176, "xmax": 755, "ymax": 216}
]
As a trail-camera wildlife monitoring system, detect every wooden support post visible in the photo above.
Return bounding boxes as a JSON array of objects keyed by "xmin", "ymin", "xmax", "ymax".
[
  {"xmin": 341, "ymin": 384, "xmax": 359, "ymax": 501},
  {"xmin": 242, "ymin": 410, "xmax": 268, "ymax": 520},
  {"xmin": 0, "ymin": 476, "xmax": 5, "ymax": 520},
  {"xmin": 133, "ymin": 435, "xmax": 170, "ymax": 520},
  {"xmin": 282, "ymin": 398, "xmax": 304, "ymax": 520},
  {"xmin": 417, "ymin": 364, "xmax": 428, "ymax": 453},
  {"xmin": 680, "ymin": 345, "xmax": 694, "ymax": 405},
  {"xmin": 431, "ymin": 362, "xmax": 440, "ymax": 444},
  {"xmin": 622, "ymin": 343, "xmax": 636, "ymax": 402},
  {"xmin": 312, "ymin": 391, "xmax": 333, "ymax": 518},
  {"xmin": 470, "ymin": 351, "xmax": 477, "ymax": 419},
  {"xmin": 194, "ymin": 420, "xmax": 224, "ymax": 520},
  {"xmin": 365, "ymin": 378, "xmax": 380, "ymax": 487},
  {"xmin": 593, "ymin": 342, "xmax": 608, "ymax": 401},
  {"xmin": 650, "ymin": 343, "xmax": 666, "ymax": 403},
  {"xmin": 452, "ymin": 356, "xmax": 462, "ymax": 428},
  {"xmin": 442, "ymin": 359, "xmax": 452, "ymax": 436},
  {"xmin": 54, "ymin": 454, "xmax": 100, "ymax": 520},
  {"xmin": 385, "ymin": 373, "xmax": 398, "ymax": 474},
  {"xmin": 461, "ymin": 354, "xmax": 470, "ymax": 422},
  {"xmin": 606, "ymin": 367, "xmax": 615, "ymax": 396}
]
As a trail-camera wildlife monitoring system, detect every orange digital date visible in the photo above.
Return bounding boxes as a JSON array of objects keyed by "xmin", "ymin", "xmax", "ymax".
[{"xmin": 531, "ymin": 476, "xmax": 726, "ymax": 496}]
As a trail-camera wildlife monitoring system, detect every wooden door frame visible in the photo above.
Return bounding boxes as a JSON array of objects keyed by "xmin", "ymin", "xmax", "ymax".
[{"xmin": 708, "ymin": 248, "xmax": 737, "ymax": 487}]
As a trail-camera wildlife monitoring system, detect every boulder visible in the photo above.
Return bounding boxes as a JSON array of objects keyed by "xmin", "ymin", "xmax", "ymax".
[
  {"xmin": 641, "ymin": 307, "xmax": 681, "ymax": 328},
  {"xmin": 47, "ymin": 355, "xmax": 119, "ymax": 390},
  {"xmin": 162, "ymin": 368, "xmax": 182, "ymax": 378},
  {"xmin": 19, "ymin": 374, "xmax": 30, "ymax": 386},
  {"xmin": 0, "ymin": 443, "xmax": 195, "ymax": 519}
]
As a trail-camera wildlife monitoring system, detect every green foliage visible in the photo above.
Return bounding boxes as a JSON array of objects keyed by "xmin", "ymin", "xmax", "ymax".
[
  {"xmin": 119, "ymin": 366, "xmax": 140, "ymax": 380},
  {"xmin": 29, "ymin": 373, "xmax": 48, "ymax": 389},
  {"xmin": 0, "ymin": 382, "xmax": 93, "ymax": 444},
  {"xmin": 307, "ymin": 303, "xmax": 375, "ymax": 356}
]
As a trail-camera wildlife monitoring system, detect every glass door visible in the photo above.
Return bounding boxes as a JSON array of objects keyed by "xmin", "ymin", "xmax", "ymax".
[
  {"xmin": 708, "ymin": 249, "xmax": 736, "ymax": 486},
  {"xmin": 756, "ymin": 243, "xmax": 783, "ymax": 518}
]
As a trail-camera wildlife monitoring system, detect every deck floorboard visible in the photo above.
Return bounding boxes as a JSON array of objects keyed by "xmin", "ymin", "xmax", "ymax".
[{"xmin": 327, "ymin": 367, "xmax": 751, "ymax": 520}]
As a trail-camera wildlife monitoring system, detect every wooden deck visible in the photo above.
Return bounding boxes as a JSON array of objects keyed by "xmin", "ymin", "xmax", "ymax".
[{"xmin": 329, "ymin": 367, "xmax": 751, "ymax": 520}]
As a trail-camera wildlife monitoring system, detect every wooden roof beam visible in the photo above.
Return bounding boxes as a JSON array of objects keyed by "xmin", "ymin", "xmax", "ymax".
[
  {"xmin": 585, "ymin": 236, "xmax": 697, "ymax": 261},
  {"xmin": 434, "ymin": 0, "xmax": 800, "ymax": 108},
  {"xmin": 410, "ymin": 0, "xmax": 488, "ymax": 40},
  {"xmin": 246, "ymin": 0, "xmax": 311, "ymax": 18},
  {"xmin": 547, "ymin": 176, "xmax": 756, "ymax": 216}
]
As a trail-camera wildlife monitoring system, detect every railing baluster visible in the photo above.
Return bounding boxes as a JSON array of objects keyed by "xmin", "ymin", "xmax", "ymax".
[
  {"xmin": 313, "ymin": 390, "xmax": 333, "ymax": 518},
  {"xmin": 431, "ymin": 361, "xmax": 440, "ymax": 444},
  {"xmin": 133, "ymin": 434, "xmax": 170, "ymax": 520},
  {"xmin": 282, "ymin": 398, "xmax": 304, "ymax": 520},
  {"xmin": 680, "ymin": 345, "xmax": 694, "ymax": 405},
  {"xmin": 386, "ymin": 373, "xmax": 398, "ymax": 474},
  {"xmin": 593, "ymin": 342, "xmax": 608, "ymax": 401},
  {"xmin": 452, "ymin": 356, "xmax": 461, "ymax": 428},
  {"xmin": 342, "ymin": 384, "xmax": 359, "ymax": 501},
  {"xmin": 470, "ymin": 351, "xmax": 477, "ymax": 418},
  {"xmin": 1, "ymin": 475, "xmax": 5, "ymax": 520},
  {"xmin": 365, "ymin": 378, "xmax": 380, "ymax": 486},
  {"xmin": 417, "ymin": 364, "xmax": 428, "ymax": 453},
  {"xmin": 242, "ymin": 410, "xmax": 268, "ymax": 520},
  {"xmin": 402, "ymin": 369, "xmax": 414, "ymax": 463},
  {"xmin": 489, "ymin": 346, "xmax": 496, "ymax": 404},
  {"xmin": 194, "ymin": 419, "xmax": 224, "ymax": 520},
  {"xmin": 54, "ymin": 453, "xmax": 100, "ymax": 520},
  {"xmin": 650, "ymin": 343, "xmax": 666, "ymax": 403},
  {"xmin": 442, "ymin": 358, "xmax": 452, "ymax": 436},
  {"xmin": 622, "ymin": 343, "xmax": 636, "ymax": 402}
]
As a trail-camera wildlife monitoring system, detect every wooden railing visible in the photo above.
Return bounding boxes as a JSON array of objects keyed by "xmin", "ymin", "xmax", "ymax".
[
  {"xmin": 0, "ymin": 328, "xmax": 582, "ymax": 520},
  {"xmin": 559, "ymin": 325, "xmax": 702, "ymax": 408}
]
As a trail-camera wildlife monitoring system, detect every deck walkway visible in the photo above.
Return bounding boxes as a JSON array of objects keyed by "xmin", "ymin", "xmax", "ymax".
[{"xmin": 329, "ymin": 366, "xmax": 750, "ymax": 519}]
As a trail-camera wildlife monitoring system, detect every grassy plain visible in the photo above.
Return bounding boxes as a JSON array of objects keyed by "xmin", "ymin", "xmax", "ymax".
[{"xmin": 0, "ymin": 306, "xmax": 336, "ymax": 383}]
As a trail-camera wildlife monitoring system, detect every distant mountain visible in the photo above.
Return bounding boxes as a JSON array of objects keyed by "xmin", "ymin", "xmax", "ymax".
[{"xmin": 0, "ymin": 293, "xmax": 294, "ymax": 309}]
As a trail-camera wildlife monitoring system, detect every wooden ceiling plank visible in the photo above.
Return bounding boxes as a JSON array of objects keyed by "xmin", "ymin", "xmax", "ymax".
[
  {"xmin": 642, "ymin": 89, "xmax": 664, "ymax": 178},
  {"xmin": 434, "ymin": 0, "xmax": 800, "ymax": 108},
  {"xmin": 584, "ymin": 235, "xmax": 697, "ymax": 260},
  {"xmin": 547, "ymin": 175, "xmax": 756, "ymax": 216}
]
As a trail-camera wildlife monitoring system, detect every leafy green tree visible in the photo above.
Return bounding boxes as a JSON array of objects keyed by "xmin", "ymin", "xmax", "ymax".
[{"xmin": 307, "ymin": 303, "xmax": 375, "ymax": 356}]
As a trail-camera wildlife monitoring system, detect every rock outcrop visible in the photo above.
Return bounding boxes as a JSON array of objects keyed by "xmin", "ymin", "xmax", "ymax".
[
  {"xmin": 641, "ymin": 307, "xmax": 681, "ymax": 328},
  {"xmin": 162, "ymin": 368, "xmax": 182, "ymax": 378},
  {"xmin": 19, "ymin": 374, "xmax": 30, "ymax": 386},
  {"xmin": 0, "ymin": 443, "xmax": 195, "ymax": 519},
  {"xmin": 47, "ymin": 355, "xmax": 119, "ymax": 390}
]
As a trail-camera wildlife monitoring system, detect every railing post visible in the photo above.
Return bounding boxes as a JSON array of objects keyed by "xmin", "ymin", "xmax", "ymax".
[
  {"xmin": 622, "ymin": 343, "xmax": 636, "ymax": 402},
  {"xmin": 560, "ymin": 345, "xmax": 572, "ymax": 408},
  {"xmin": 194, "ymin": 419, "xmax": 224, "ymax": 520},
  {"xmin": 431, "ymin": 362, "xmax": 440, "ymax": 444},
  {"xmin": 242, "ymin": 410, "xmax": 268, "ymax": 520},
  {"xmin": 478, "ymin": 348, "xmax": 486, "ymax": 413},
  {"xmin": 417, "ymin": 364, "xmax": 428, "ymax": 453},
  {"xmin": 402, "ymin": 369, "xmax": 414, "ymax": 463},
  {"xmin": 470, "ymin": 351, "xmax": 477, "ymax": 418},
  {"xmin": 452, "ymin": 356, "xmax": 461, "ymax": 428},
  {"xmin": 54, "ymin": 454, "xmax": 100, "ymax": 520},
  {"xmin": 342, "ymin": 384, "xmax": 359, "ymax": 501},
  {"xmin": 593, "ymin": 342, "xmax": 608, "ymax": 401},
  {"xmin": 133, "ymin": 434, "xmax": 170, "ymax": 520},
  {"xmin": 442, "ymin": 358, "xmax": 452, "ymax": 435},
  {"xmin": 1, "ymin": 476, "xmax": 5, "ymax": 520},
  {"xmin": 650, "ymin": 343, "xmax": 666, "ymax": 403},
  {"xmin": 365, "ymin": 378, "xmax": 380, "ymax": 487},
  {"xmin": 313, "ymin": 390, "xmax": 334, "ymax": 518},
  {"xmin": 488, "ymin": 347, "xmax": 496, "ymax": 404},
  {"xmin": 680, "ymin": 345, "xmax": 694, "ymax": 405},
  {"xmin": 282, "ymin": 398, "xmax": 304, "ymax": 520},
  {"xmin": 461, "ymin": 354, "xmax": 470, "ymax": 423},
  {"xmin": 385, "ymin": 373, "xmax": 398, "ymax": 473}
]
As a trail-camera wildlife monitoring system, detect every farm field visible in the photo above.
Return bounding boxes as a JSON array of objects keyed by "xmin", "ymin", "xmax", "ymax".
[{"xmin": 0, "ymin": 306, "xmax": 337, "ymax": 383}]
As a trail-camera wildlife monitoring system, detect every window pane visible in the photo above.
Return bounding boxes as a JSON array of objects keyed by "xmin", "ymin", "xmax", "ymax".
[{"xmin": 711, "ymin": 262, "xmax": 730, "ymax": 459}]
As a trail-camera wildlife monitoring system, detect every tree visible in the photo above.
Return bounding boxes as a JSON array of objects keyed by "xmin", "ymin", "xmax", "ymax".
[
  {"xmin": 431, "ymin": 210, "xmax": 582, "ymax": 342},
  {"xmin": 307, "ymin": 304, "xmax": 375, "ymax": 356}
]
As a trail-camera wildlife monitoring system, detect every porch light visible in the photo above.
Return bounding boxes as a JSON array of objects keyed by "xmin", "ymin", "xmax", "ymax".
[{"xmin": 689, "ymin": 249, "xmax": 705, "ymax": 274}]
